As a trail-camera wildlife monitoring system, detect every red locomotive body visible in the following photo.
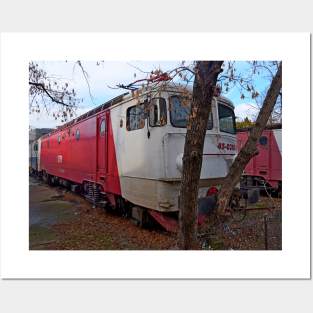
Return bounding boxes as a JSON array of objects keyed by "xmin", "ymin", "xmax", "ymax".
[
  {"xmin": 237, "ymin": 125, "xmax": 282, "ymax": 192},
  {"xmin": 40, "ymin": 105, "xmax": 121, "ymax": 198}
]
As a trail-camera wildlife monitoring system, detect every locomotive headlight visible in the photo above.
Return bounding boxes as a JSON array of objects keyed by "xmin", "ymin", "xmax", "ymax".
[{"xmin": 176, "ymin": 153, "xmax": 183, "ymax": 172}]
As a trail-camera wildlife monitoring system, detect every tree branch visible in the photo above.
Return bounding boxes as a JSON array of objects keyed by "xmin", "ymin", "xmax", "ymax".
[{"xmin": 29, "ymin": 81, "xmax": 73, "ymax": 107}]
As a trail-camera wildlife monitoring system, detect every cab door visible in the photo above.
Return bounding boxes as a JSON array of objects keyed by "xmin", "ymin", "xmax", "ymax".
[{"xmin": 97, "ymin": 113, "xmax": 107, "ymax": 180}]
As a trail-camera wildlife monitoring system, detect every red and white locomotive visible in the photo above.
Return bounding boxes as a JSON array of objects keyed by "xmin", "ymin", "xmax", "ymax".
[{"xmin": 31, "ymin": 84, "xmax": 237, "ymax": 226}]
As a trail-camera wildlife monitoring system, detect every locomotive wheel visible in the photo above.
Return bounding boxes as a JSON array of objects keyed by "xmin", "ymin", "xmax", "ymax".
[
  {"xmin": 131, "ymin": 206, "xmax": 150, "ymax": 228},
  {"xmin": 116, "ymin": 197, "xmax": 131, "ymax": 218},
  {"xmin": 48, "ymin": 175, "xmax": 53, "ymax": 185},
  {"xmin": 50, "ymin": 176, "xmax": 58, "ymax": 186},
  {"xmin": 42, "ymin": 172, "xmax": 51, "ymax": 185}
]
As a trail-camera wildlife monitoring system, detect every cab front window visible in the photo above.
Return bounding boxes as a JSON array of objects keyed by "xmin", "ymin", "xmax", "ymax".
[
  {"xmin": 218, "ymin": 104, "xmax": 236, "ymax": 134},
  {"xmin": 169, "ymin": 96, "xmax": 213, "ymax": 129}
]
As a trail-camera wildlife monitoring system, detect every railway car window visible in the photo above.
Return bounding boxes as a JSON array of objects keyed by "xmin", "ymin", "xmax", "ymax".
[
  {"xmin": 218, "ymin": 104, "xmax": 236, "ymax": 134},
  {"xmin": 34, "ymin": 143, "xmax": 38, "ymax": 151},
  {"xmin": 259, "ymin": 136, "xmax": 268, "ymax": 145},
  {"xmin": 100, "ymin": 119, "xmax": 106, "ymax": 136},
  {"xmin": 58, "ymin": 135, "xmax": 61, "ymax": 144},
  {"xmin": 76, "ymin": 129, "xmax": 80, "ymax": 140},
  {"xmin": 149, "ymin": 98, "xmax": 167, "ymax": 127},
  {"xmin": 170, "ymin": 96, "xmax": 213, "ymax": 129},
  {"xmin": 126, "ymin": 104, "xmax": 145, "ymax": 131}
]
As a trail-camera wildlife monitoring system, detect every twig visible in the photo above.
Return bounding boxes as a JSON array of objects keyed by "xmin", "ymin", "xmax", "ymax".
[
  {"xmin": 76, "ymin": 60, "xmax": 96, "ymax": 105},
  {"xmin": 29, "ymin": 82, "xmax": 74, "ymax": 107},
  {"xmin": 126, "ymin": 62, "xmax": 151, "ymax": 74}
]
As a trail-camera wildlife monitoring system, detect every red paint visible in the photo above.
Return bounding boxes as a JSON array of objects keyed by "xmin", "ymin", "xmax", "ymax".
[
  {"xmin": 217, "ymin": 142, "xmax": 236, "ymax": 151},
  {"xmin": 207, "ymin": 186, "xmax": 218, "ymax": 196},
  {"xmin": 148, "ymin": 210, "xmax": 178, "ymax": 233},
  {"xmin": 148, "ymin": 209, "xmax": 210, "ymax": 232},
  {"xmin": 237, "ymin": 128, "xmax": 282, "ymax": 188},
  {"xmin": 40, "ymin": 109, "xmax": 121, "ymax": 198}
]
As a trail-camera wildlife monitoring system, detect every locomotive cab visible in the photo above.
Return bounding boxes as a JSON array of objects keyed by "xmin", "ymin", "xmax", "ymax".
[{"xmin": 115, "ymin": 85, "xmax": 237, "ymax": 213}]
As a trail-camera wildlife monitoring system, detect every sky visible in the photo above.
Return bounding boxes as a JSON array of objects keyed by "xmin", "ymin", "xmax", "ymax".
[{"xmin": 29, "ymin": 61, "xmax": 273, "ymax": 128}]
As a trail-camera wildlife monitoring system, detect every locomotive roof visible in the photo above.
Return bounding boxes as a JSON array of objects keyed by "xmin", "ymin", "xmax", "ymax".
[
  {"xmin": 42, "ymin": 83, "xmax": 234, "ymax": 138},
  {"xmin": 41, "ymin": 91, "xmax": 129, "ymax": 138}
]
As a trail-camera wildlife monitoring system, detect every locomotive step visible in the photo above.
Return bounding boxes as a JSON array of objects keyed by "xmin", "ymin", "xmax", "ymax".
[
  {"xmin": 84, "ymin": 195, "xmax": 108, "ymax": 206},
  {"xmin": 96, "ymin": 201, "xmax": 108, "ymax": 208}
]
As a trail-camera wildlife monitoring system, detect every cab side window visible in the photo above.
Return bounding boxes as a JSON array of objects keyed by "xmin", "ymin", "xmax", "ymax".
[{"xmin": 126, "ymin": 104, "xmax": 145, "ymax": 131}]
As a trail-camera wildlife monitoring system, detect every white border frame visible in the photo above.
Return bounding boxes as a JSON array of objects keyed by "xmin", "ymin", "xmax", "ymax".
[{"xmin": 0, "ymin": 33, "xmax": 310, "ymax": 279}]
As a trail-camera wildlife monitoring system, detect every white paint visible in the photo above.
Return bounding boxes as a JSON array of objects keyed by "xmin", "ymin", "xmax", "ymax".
[{"xmin": 273, "ymin": 129, "xmax": 282, "ymax": 155}]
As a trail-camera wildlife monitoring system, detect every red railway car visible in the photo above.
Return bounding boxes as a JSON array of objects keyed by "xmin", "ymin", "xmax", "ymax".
[{"xmin": 237, "ymin": 124, "xmax": 282, "ymax": 194}]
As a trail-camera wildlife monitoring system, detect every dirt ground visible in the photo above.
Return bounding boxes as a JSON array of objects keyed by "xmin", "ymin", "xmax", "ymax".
[
  {"xmin": 29, "ymin": 176, "xmax": 281, "ymax": 250},
  {"xmin": 198, "ymin": 197, "xmax": 282, "ymax": 250},
  {"xmin": 29, "ymin": 176, "xmax": 176, "ymax": 250}
]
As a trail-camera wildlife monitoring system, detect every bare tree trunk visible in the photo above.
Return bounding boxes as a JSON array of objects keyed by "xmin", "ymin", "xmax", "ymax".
[
  {"xmin": 217, "ymin": 62, "xmax": 282, "ymax": 215},
  {"xmin": 179, "ymin": 61, "xmax": 223, "ymax": 249}
]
